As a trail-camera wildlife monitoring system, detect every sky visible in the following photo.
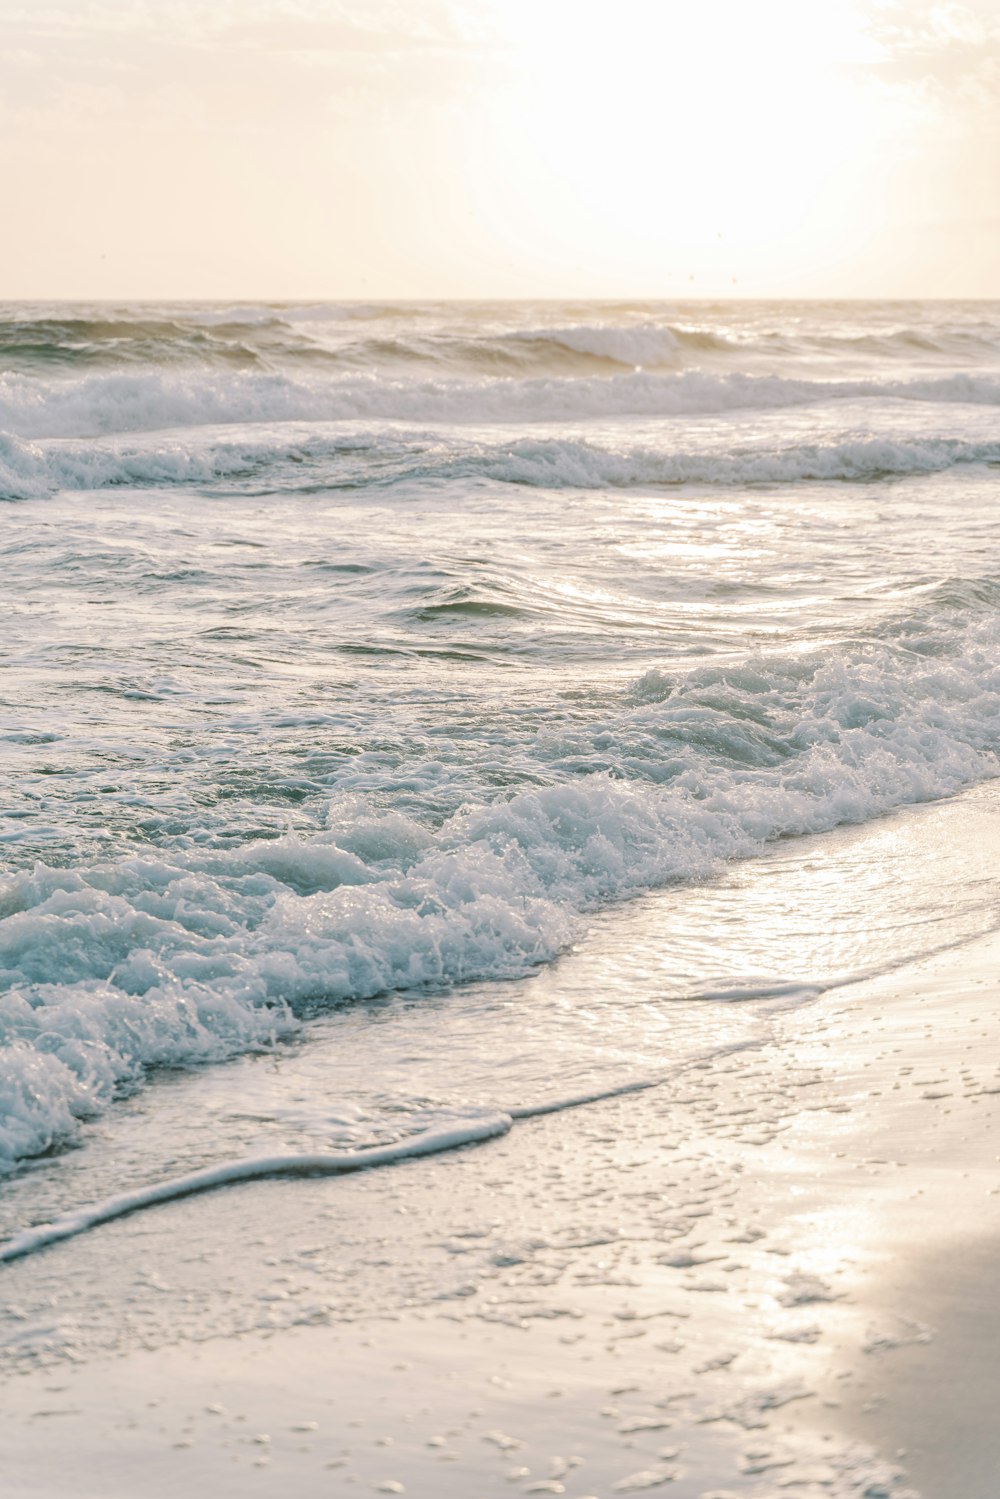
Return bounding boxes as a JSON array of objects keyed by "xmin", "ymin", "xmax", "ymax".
[{"xmin": 1, "ymin": 0, "xmax": 999, "ymax": 299}]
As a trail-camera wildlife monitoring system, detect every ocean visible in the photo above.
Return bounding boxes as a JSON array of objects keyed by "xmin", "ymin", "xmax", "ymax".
[{"xmin": 3, "ymin": 299, "xmax": 1000, "ymax": 1254}]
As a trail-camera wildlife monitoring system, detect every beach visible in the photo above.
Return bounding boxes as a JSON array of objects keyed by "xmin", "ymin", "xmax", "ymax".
[{"xmin": 3, "ymin": 784, "xmax": 1000, "ymax": 1497}]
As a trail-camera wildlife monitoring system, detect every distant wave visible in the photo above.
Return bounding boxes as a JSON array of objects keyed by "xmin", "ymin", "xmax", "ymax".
[
  {"xmin": 502, "ymin": 322, "xmax": 731, "ymax": 369},
  {"xmin": 4, "ymin": 366, "xmax": 1000, "ymax": 445},
  {"xmin": 470, "ymin": 433, "xmax": 1000, "ymax": 490},
  {"xmin": 0, "ymin": 316, "xmax": 276, "ymax": 372},
  {"xmin": 4, "ymin": 427, "xmax": 1000, "ymax": 501},
  {"xmin": 331, "ymin": 323, "xmax": 721, "ymax": 377},
  {"xmin": 3, "ymin": 306, "xmax": 1000, "ymax": 378},
  {"xmin": 0, "ymin": 323, "xmax": 703, "ymax": 390}
]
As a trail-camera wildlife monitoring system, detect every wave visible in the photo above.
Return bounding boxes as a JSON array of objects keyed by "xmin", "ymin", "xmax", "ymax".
[
  {"xmin": 4, "ymin": 426, "xmax": 1000, "ymax": 502},
  {"xmin": 0, "ymin": 317, "xmax": 708, "ymax": 375},
  {"xmin": 5, "ymin": 301, "xmax": 1000, "ymax": 365},
  {"xmin": 3, "ymin": 365, "xmax": 1000, "ymax": 445},
  {"xmin": 4, "ymin": 306, "xmax": 1000, "ymax": 380},
  {"xmin": 0, "ymin": 308, "xmax": 420, "ymax": 379},
  {"xmin": 323, "ymin": 323, "xmax": 719, "ymax": 378},
  {"xmin": 471, "ymin": 433, "xmax": 1000, "ymax": 490},
  {"xmin": 0, "ymin": 427, "xmax": 371, "ymax": 501},
  {"xmin": 475, "ymin": 319, "xmax": 1000, "ymax": 374},
  {"xmin": 0, "ymin": 316, "xmax": 284, "ymax": 375},
  {"xmin": 2, "ymin": 609, "xmax": 999, "ymax": 1171},
  {"xmin": 503, "ymin": 322, "xmax": 731, "ymax": 369},
  {"xmin": 715, "ymin": 322, "xmax": 1000, "ymax": 364}
]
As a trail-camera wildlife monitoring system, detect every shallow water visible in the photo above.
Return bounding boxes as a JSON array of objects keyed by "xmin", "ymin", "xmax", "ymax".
[{"xmin": 2, "ymin": 299, "xmax": 1000, "ymax": 1220}]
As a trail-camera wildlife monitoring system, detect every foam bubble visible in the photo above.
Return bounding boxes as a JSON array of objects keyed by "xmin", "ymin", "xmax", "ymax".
[{"xmin": 2, "ymin": 616, "xmax": 999, "ymax": 1170}]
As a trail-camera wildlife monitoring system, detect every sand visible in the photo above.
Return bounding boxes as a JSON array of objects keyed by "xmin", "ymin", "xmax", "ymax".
[{"xmin": 3, "ymin": 920, "xmax": 1000, "ymax": 1497}]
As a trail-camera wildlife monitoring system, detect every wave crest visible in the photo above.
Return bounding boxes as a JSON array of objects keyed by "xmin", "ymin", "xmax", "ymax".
[
  {"xmin": 3, "ymin": 365, "xmax": 1000, "ymax": 447},
  {"xmin": 5, "ymin": 426, "xmax": 1000, "ymax": 502}
]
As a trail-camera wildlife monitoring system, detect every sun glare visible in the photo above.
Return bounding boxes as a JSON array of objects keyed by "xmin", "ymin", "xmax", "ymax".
[
  {"xmin": 0, "ymin": 0, "xmax": 995, "ymax": 295},
  {"xmin": 472, "ymin": 0, "xmax": 881, "ymax": 293}
]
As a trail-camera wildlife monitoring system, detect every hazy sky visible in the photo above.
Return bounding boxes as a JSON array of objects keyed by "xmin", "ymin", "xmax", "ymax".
[{"xmin": 1, "ymin": 0, "xmax": 999, "ymax": 298}]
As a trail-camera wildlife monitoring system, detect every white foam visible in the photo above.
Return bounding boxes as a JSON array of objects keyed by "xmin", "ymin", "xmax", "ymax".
[
  {"xmin": 0, "ymin": 1047, "xmax": 767, "ymax": 1262},
  {"xmin": 2, "ymin": 614, "xmax": 1000, "ymax": 1170},
  {"xmin": 477, "ymin": 433, "xmax": 1000, "ymax": 488},
  {"xmin": 3, "ymin": 366, "xmax": 1000, "ymax": 444},
  {"xmin": 4, "ymin": 425, "xmax": 1000, "ymax": 502},
  {"xmin": 0, "ymin": 428, "xmax": 289, "ymax": 500},
  {"xmin": 0, "ymin": 1109, "xmax": 513, "ymax": 1263}
]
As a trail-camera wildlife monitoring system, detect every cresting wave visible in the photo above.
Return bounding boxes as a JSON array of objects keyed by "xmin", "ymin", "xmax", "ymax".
[
  {"xmin": 4, "ymin": 307, "xmax": 1000, "ymax": 376},
  {"xmin": 3, "ymin": 613, "xmax": 1000, "ymax": 1172},
  {"xmin": 0, "ymin": 316, "xmax": 708, "ymax": 377},
  {"xmin": 504, "ymin": 321, "xmax": 730, "ymax": 367},
  {"xmin": 3, "ymin": 366, "xmax": 1000, "ymax": 445},
  {"xmin": 5, "ymin": 427, "xmax": 1000, "ymax": 501}
]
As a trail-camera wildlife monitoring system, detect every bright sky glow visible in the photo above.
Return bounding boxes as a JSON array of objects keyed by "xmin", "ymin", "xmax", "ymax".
[{"xmin": 1, "ymin": 0, "xmax": 998, "ymax": 297}]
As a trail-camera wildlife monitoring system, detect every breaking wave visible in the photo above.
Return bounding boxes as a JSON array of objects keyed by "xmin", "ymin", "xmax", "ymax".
[
  {"xmin": 5, "ymin": 427, "xmax": 1000, "ymax": 501},
  {"xmin": 3, "ymin": 610, "xmax": 1000, "ymax": 1169},
  {"xmin": 4, "ymin": 304, "xmax": 1000, "ymax": 378},
  {"xmin": 3, "ymin": 365, "xmax": 1000, "ymax": 447}
]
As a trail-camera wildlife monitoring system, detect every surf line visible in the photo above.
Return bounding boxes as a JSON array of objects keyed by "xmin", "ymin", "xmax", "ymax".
[{"xmin": 0, "ymin": 1052, "xmax": 756, "ymax": 1265}]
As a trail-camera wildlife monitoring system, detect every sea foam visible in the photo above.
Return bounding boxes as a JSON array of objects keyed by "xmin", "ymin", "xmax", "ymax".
[
  {"xmin": 2, "ymin": 619, "xmax": 999, "ymax": 1170},
  {"xmin": 4, "ymin": 426, "xmax": 1000, "ymax": 502},
  {"xmin": 3, "ymin": 366, "xmax": 1000, "ymax": 445}
]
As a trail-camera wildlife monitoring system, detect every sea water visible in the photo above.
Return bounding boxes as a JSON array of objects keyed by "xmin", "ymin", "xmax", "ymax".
[{"xmin": 3, "ymin": 300, "xmax": 1000, "ymax": 1243}]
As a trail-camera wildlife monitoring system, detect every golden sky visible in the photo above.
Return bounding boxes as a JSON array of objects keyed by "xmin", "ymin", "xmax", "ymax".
[{"xmin": 1, "ymin": 0, "xmax": 999, "ymax": 298}]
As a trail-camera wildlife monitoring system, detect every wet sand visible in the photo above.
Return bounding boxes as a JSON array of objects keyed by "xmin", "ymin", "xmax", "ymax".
[{"xmin": 3, "ymin": 925, "xmax": 1000, "ymax": 1497}]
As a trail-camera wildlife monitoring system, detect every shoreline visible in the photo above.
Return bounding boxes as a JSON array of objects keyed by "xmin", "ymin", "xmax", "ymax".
[{"xmin": 4, "ymin": 915, "xmax": 1000, "ymax": 1495}]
